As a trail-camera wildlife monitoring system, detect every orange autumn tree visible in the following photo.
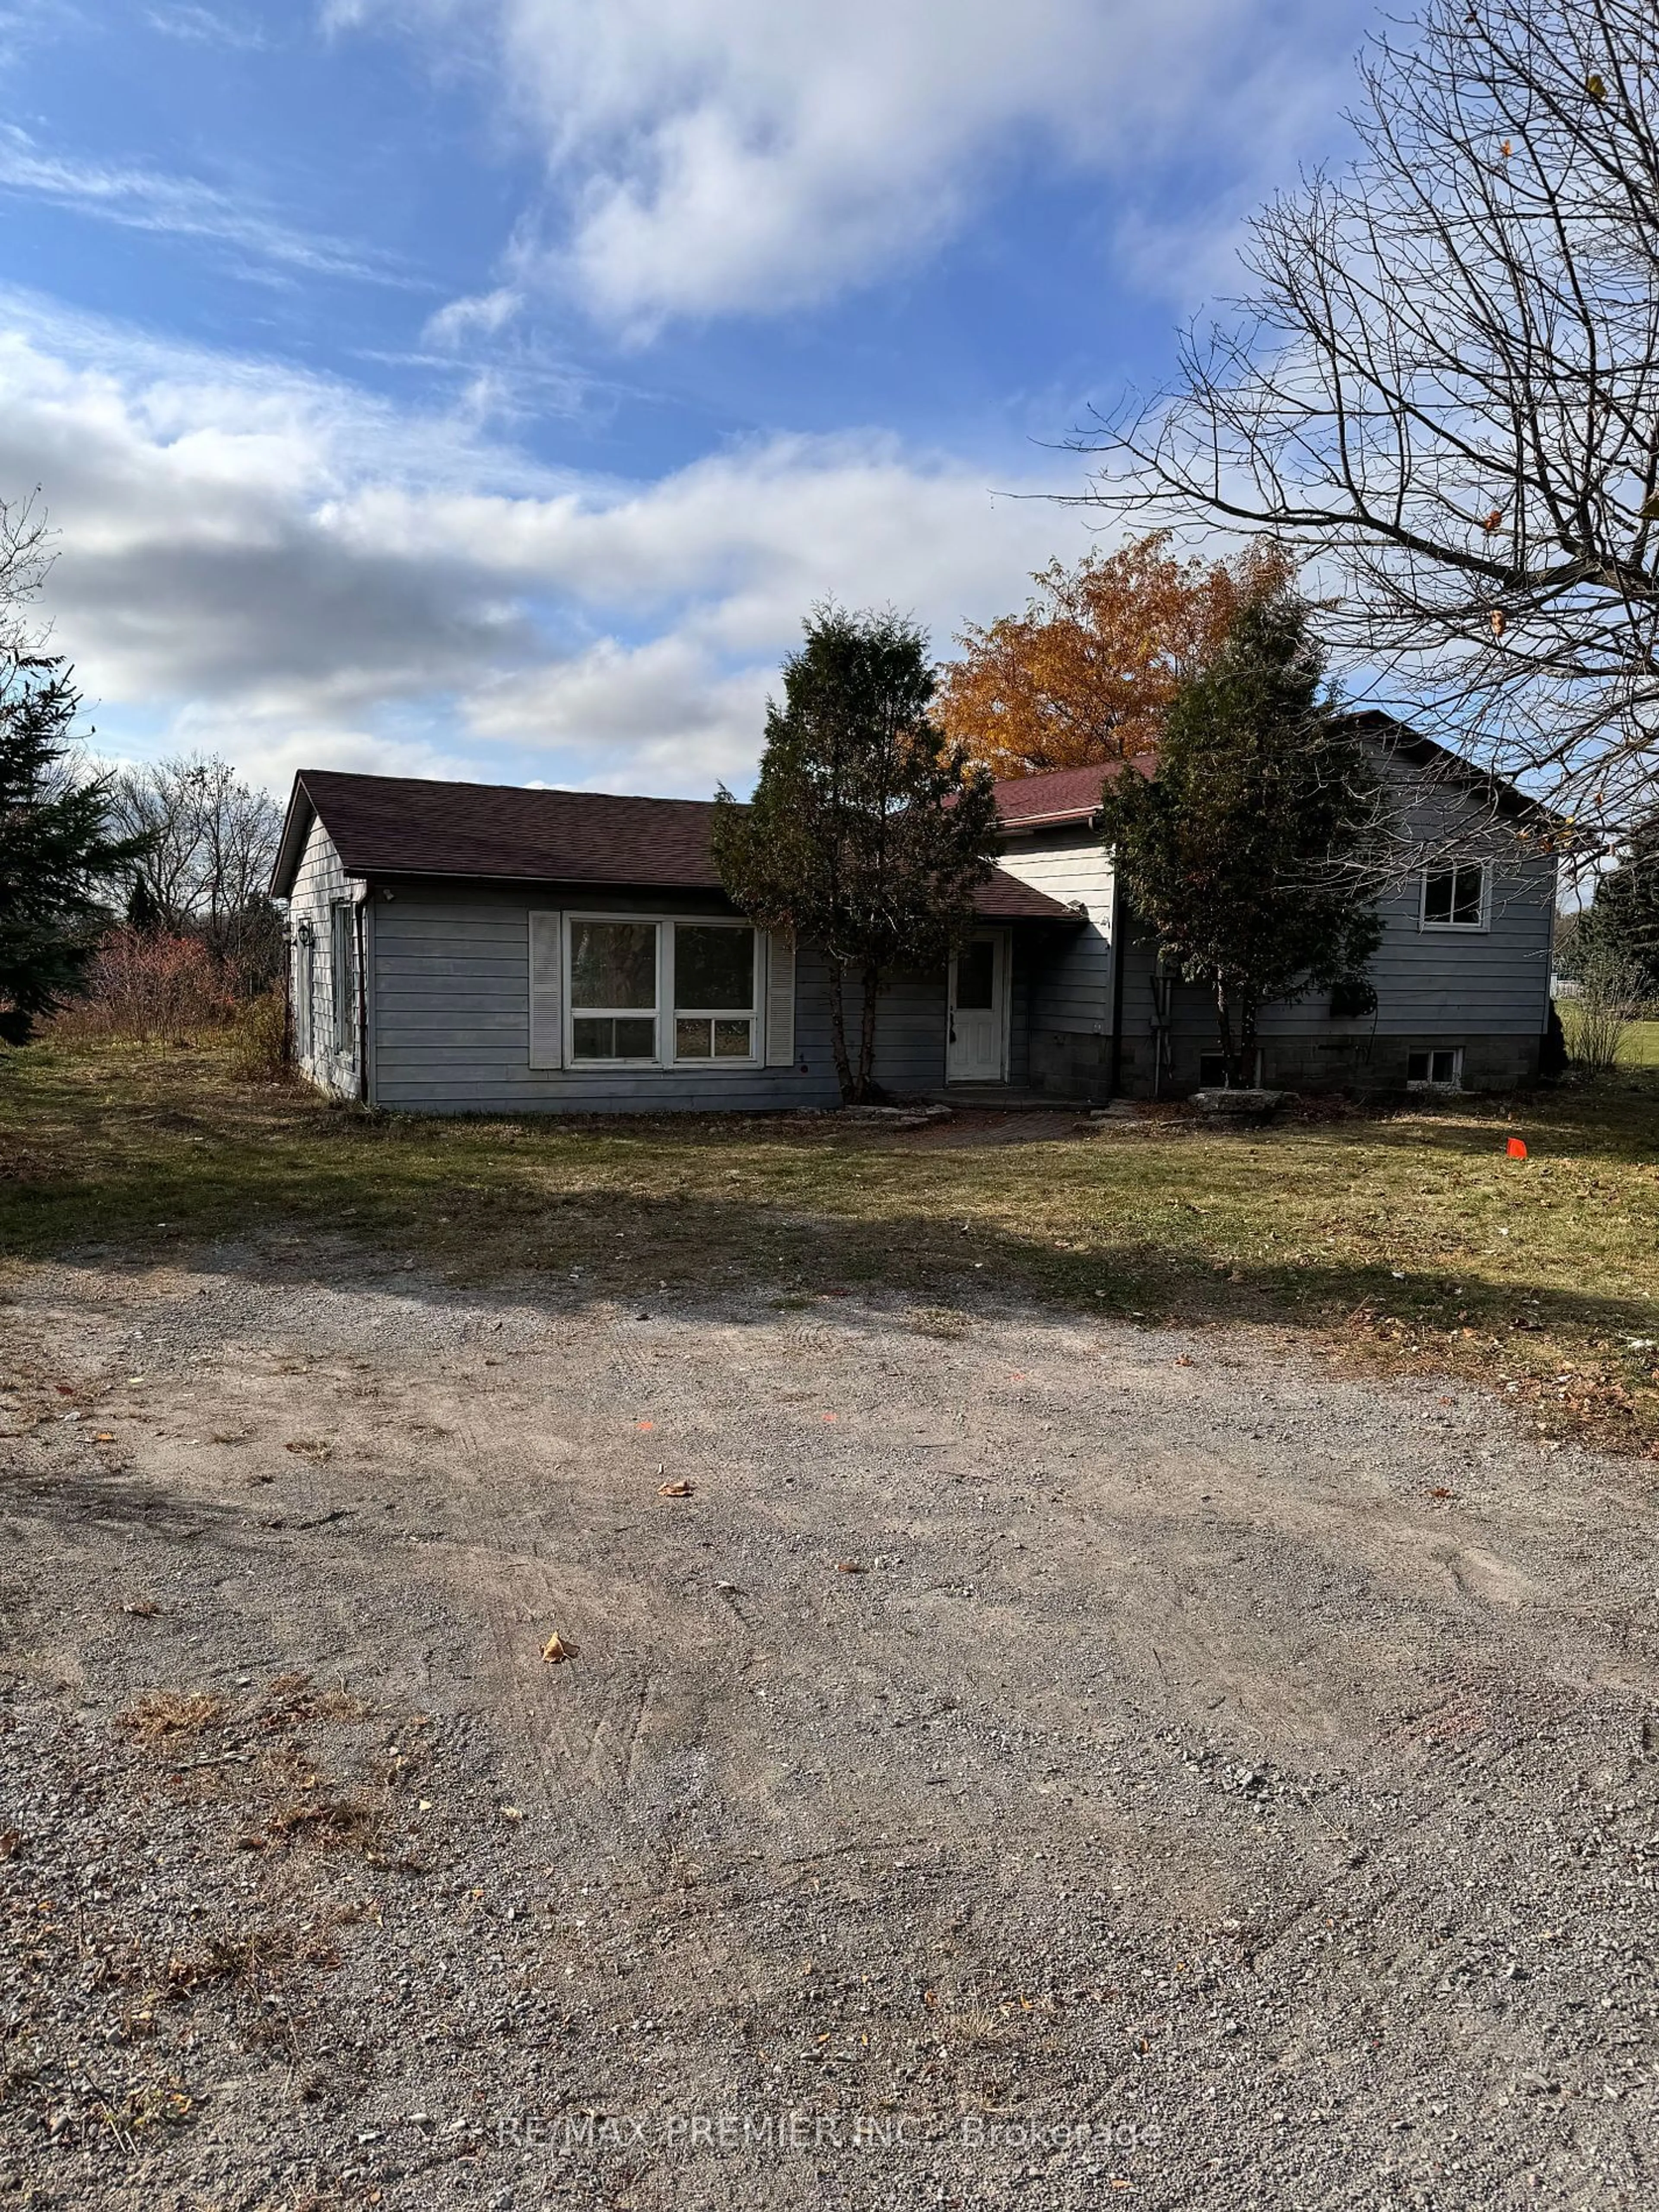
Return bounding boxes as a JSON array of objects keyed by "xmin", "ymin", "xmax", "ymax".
[{"xmin": 937, "ymin": 532, "xmax": 1294, "ymax": 778}]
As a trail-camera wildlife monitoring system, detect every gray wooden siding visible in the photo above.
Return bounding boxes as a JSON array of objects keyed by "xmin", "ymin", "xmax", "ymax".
[
  {"xmin": 372, "ymin": 886, "xmax": 830, "ymax": 1112},
  {"xmin": 1112, "ymin": 768, "xmax": 1557, "ymax": 1094},
  {"xmin": 365, "ymin": 883, "xmax": 974, "ymax": 1112},
  {"xmin": 286, "ymin": 814, "xmax": 360, "ymax": 1101}
]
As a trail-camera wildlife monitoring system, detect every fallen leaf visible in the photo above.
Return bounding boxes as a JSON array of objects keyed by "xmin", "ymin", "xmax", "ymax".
[
  {"xmin": 93, "ymin": 1431, "xmax": 116, "ymax": 1443},
  {"xmin": 658, "ymin": 1478, "xmax": 694, "ymax": 1497},
  {"xmin": 540, "ymin": 1632, "xmax": 578, "ymax": 1663},
  {"xmin": 1426, "ymin": 1485, "xmax": 1459, "ymax": 1500},
  {"xmin": 834, "ymin": 1560, "xmax": 868, "ymax": 1574},
  {"xmin": 1173, "ymin": 1355, "xmax": 1195, "ymax": 1368}
]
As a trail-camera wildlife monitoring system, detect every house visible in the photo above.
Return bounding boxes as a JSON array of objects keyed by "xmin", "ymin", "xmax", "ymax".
[{"xmin": 269, "ymin": 715, "xmax": 1557, "ymax": 1113}]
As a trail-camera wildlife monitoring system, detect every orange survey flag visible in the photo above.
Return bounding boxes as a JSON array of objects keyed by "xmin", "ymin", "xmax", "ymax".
[{"xmin": 1507, "ymin": 1138, "xmax": 1528, "ymax": 1160}]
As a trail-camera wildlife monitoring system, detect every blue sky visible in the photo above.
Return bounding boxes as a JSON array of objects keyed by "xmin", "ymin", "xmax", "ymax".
[{"xmin": 0, "ymin": 0, "xmax": 1378, "ymax": 797}]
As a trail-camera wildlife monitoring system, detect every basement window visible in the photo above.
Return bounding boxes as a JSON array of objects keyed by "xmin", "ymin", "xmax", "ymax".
[{"xmin": 1407, "ymin": 1047, "xmax": 1462, "ymax": 1089}]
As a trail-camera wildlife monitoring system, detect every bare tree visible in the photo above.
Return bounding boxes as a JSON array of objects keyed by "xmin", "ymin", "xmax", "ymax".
[
  {"xmin": 106, "ymin": 754, "xmax": 283, "ymax": 988},
  {"xmin": 0, "ymin": 490, "xmax": 51, "ymax": 657},
  {"xmin": 1085, "ymin": 0, "xmax": 1659, "ymax": 839}
]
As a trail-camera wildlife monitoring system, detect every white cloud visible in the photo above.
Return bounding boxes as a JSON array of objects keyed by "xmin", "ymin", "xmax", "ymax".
[
  {"xmin": 0, "ymin": 127, "xmax": 406, "ymax": 284},
  {"xmin": 1, "ymin": 298, "xmax": 1101, "ymax": 797},
  {"xmin": 339, "ymin": 0, "xmax": 1371, "ymax": 327},
  {"xmin": 423, "ymin": 286, "xmax": 524, "ymax": 348},
  {"xmin": 146, "ymin": 5, "xmax": 269, "ymax": 49}
]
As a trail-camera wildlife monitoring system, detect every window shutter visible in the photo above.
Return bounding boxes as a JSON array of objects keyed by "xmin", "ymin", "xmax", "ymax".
[
  {"xmin": 765, "ymin": 930, "xmax": 796, "ymax": 1068},
  {"xmin": 529, "ymin": 911, "xmax": 563, "ymax": 1069}
]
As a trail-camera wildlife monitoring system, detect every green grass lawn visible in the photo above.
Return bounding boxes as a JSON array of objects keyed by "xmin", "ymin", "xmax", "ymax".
[
  {"xmin": 3, "ymin": 1038, "xmax": 1657, "ymax": 1455},
  {"xmin": 1621, "ymin": 1020, "xmax": 1659, "ymax": 1069}
]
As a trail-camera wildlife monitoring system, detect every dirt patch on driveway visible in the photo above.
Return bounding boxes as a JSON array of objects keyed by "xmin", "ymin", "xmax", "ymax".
[{"xmin": 2, "ymin": 1252, "xmax": 1657, "ymax": 2209}]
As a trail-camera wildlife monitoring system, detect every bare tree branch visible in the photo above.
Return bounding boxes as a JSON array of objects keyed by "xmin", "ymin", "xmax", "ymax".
[{"xmin": 1078, "ymin": 0, "xmax": 1659, "ymax": 838}]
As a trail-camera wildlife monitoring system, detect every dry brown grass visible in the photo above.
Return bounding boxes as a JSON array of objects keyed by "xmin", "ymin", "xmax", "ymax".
[
  {"xmin": 5, "ymin": 1036, "xmax": 1657, "ymax": 1456},
  {"xmin": 118, "ymin": 1691, "xmax": 226, "ymax": 1747},
  {"xmin": 256, "ymin": 1673, "xmax": 372, "ymax": 1729}
]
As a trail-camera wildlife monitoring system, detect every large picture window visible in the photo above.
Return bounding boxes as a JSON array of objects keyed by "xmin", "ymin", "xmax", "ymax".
[
  {"xmin": 1421, "ymin": 861, "xmax": 1487, "ymax": 930},
  {"xmin": 569, "ymin": 919, "xmax": 658, "ymax": 1062},
  {"xmin": 673, "ymin": 924, "xmax": 757, "ymax": 1062},
  {"xmin": 562, "ymin": 917, "xmax": 761, "ymax": 1067}
]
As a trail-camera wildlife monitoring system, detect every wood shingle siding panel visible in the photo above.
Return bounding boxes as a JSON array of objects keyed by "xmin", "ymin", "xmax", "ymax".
[
  {"xmin": 286, "ymin": 815, "xmax": 360, "ymax": 1101},
  {"xmin": 993, "ymin": 828, "xmax": 1115, "ymax": 1036}
]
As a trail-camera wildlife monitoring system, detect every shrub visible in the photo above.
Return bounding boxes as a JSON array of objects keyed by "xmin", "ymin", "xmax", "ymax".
[
  {"xmin": 49, "ymin": 927, "xmax": 226, "ymax": 1046},
  {"xmin": 1560, "ymin": 944, "xmax": 1646, "ymax": 1077},
  {"xmin": 226, "ymin": 989, "xmax": 292, "ymax": 1083}
]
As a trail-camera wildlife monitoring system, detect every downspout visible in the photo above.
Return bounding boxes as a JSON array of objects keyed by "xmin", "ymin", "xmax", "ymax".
[
  {"xmin": 1106, "ymin": 864, "xmax": 1125, "ymax": 1101},
  {"xmin": 353, "ymin": 887, "xmax": 370, "ymax": 1106}
]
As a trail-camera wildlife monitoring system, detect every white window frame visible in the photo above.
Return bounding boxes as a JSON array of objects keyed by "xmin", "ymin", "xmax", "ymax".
[
  {"xmin": 329, "ymin": 901, "xmax": 355, "ymax": 1058},
  {"xmin": 1406, "ymin": 1045, "xmax": 1463, "ymax": 1090},
  {"xmin": 1419, "ymin": 859, "xmax": 1489, "ymax": 932},
  {"xmin": 669, "ymin": 918, "xmax": 761, "ymax": 1068},
  {"xmin": 561, "ymin": 914, "xmax": 763, "ymax": 1071},
  {"xmin": 564, "ymin": 913, "xmax": 665, "ymax": 1069},
  {"xmin": 295, "ymin": 930, "xmax": 315, "ymax": 1061}
]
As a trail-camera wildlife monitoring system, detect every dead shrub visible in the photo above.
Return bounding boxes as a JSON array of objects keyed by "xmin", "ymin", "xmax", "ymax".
[
  {"xmin": 226, "ymin": 988, "xmax": 292, "ymax": 1082},
  {"xmin": 51, "ymin": 928, "xmax": 228, "ymax": 1047}
]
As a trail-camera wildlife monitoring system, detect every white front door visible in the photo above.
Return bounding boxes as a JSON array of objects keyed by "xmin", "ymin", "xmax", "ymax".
[{"xmin": 947, "ymin": 930, "xmax": 1007, "ymax": 1082}]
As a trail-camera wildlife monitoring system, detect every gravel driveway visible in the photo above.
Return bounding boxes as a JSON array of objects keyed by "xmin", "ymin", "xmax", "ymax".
[{"xmin": 2, "ymin": 1248, "xmax": 1656, "ymax": 2209}]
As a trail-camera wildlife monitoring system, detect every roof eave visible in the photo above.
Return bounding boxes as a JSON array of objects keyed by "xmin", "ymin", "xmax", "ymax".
[
  {"xmin": 999, "ymin": 807, "xmax": 1100, "ymax": 833},
  {"xmin": 269, "ymin": 775, "xmax": 318, "ymax": 901}
]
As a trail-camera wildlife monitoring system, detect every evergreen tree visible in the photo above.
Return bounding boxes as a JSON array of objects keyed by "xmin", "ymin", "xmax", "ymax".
[
  {"xmin": 0, "ymin": 655, "xmax": 145, "ymax": 1045},
  {"xmin": 126, "ymin": 873, "xmax": 160, "ymax": 932},
  {"xmin": 1584, "ymin": 822, "xmax": 1659, "ymax": 999},
  {"xmin": 713, "ymin": 605, "xmax": 1000, "ymax": 1103},
  {"xmin": 1098, "ymin": 582, "xmax": 1386, "ymax": 1086}
]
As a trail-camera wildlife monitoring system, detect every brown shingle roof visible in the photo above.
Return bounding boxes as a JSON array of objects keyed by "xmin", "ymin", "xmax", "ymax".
[
  {"xmin": 992, "ymin": 758, "xmax": 1152, "ymax": 828},
  {"xmin": 272, "ymin": 770, "xmax": 1080, "ymax": 922}
]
